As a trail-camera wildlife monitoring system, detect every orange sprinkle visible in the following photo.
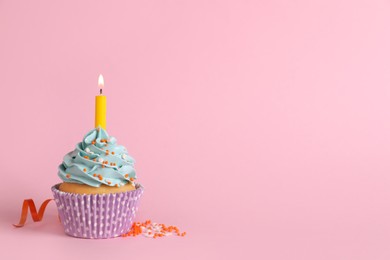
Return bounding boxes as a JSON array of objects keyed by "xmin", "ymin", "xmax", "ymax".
[
  {"xmin": 66, "ymin": 174, "xmax": 71, "ymax": 178},
  {"xmin": 92, "ymin": 141, "xmax": 96, "ymax": 145},
  {"xmin": 83, "ymin": 168, "xmax": 87, "ymax": 172},
  {"xmin": 106, "ymin": 181, "xmax": 111, "ymax": 185},
  {"xmin": 115, "ymin": 184, "xmax": 119, "ymax": 187},
  {"xmin": 84, "ymin": 155, "xmax": 89, "ymax": 159},
  {"xmin": 98, "ymin": 175, "xmax": 103, "ymax": 180},
  {"xmin": 125, "ymin": 174, "xmax": 129, "ymax": 178},
  {"xmin": 130, "ymin": 177, "xmax": 134, "ymax": 181},
  {"xmin": 111, "ymin": 151, "xmax": 115, "ymax": 155},
  {"xmin": 120, "ymin": 220, "xmax": 186, "ymax": 239}
]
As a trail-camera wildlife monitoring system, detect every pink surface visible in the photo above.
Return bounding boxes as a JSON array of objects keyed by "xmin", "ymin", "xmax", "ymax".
[{"xmin": 1, "ymin": 0, "xmax": 390, "ymax": 259}]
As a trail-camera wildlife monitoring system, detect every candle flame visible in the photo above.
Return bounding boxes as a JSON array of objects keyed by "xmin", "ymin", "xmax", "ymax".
[{"xmin": 98, "ymin": 74, "xmax": 104, "ymax": 89}]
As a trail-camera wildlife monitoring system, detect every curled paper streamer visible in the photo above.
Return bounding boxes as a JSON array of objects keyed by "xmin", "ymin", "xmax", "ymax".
[{"xmin": 13, "ymin": 199, "xmax": 53, "ymax": 227}]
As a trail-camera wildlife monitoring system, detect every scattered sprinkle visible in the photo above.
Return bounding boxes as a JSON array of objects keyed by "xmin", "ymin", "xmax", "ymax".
[
  {"xmin": 111, "ymin": 151, "xmax": 115, "ymax": 155},
  {"xmin": 83, "ymin": 155, "xmax": 89, "ymax": 159},
  {"xmin": 92, "ymin": 141, "xmax": 96, "ymax": 145},
  {"xmin": 93, "ymin": 173, "xmax": 97, "ymax": 177},
  {"xmin": 121, "ymin": 220, "xmax": 186, "ymax": 239},
  {"xmin": 83, "ymin": 168, "xmax": 87, "ymax": 172},
  {"xmin": 66, "ymin": 174, "xmax": 71, "ymax": 178},
  {"xmin": 125, "ymin": 174, "xmax": 129, "ymax": 178}
]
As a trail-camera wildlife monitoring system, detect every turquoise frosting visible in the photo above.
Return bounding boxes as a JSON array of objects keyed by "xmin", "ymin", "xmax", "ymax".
[{"xmin": 58, "ymin": 127, "xmax": 136, "ymax": 187}]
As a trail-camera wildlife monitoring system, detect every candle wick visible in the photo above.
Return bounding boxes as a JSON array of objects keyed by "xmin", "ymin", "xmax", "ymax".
[{"xmin": 100, "ymin": 89, "xmax": 103, "ymax": 95}]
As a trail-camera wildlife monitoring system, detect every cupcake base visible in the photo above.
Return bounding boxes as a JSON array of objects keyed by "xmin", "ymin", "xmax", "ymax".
[
  {"xmin": 52, "ymin": 183, "xmax": 144, "ymax": 239},
  {"xmin": 59, "ymin": 182, "xmax": 136, "ymax": 194}
]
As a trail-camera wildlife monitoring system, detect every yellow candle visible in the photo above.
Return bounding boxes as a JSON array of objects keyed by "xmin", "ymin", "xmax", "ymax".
[{"xmin": 95, "ymin": 74, "xmax": 106, "ymax": 129}]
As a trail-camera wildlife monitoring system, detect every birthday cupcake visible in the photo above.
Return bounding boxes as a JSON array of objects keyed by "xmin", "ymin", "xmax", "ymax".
[{"xmin": 52, "ymin": 127, "xmax": 144, "ymax": 239}]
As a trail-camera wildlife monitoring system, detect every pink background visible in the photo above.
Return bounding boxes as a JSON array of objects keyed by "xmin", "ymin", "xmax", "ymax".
[{"xmin": 1, "ymin": 0, "xmax": 390, "ymax": 259}]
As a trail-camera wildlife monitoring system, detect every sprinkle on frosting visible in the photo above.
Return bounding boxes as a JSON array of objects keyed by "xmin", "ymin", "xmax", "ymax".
[{"xmin": 58, "ymin": 127, "xmax": 136, "ymax": 187}]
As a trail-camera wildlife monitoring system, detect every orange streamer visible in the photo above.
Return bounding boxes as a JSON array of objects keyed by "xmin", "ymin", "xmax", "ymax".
[{"xmin": 13, "ymin": 199, "xmax": 53, "ymax": 228}]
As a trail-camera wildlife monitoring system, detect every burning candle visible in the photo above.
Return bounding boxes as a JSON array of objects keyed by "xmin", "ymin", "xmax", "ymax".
[{"xmin": 95, "ymin": 74, "xmax": 106, "ymax": 129}]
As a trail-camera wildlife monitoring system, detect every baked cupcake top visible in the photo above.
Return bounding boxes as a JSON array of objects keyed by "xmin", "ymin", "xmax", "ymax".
[{"xmin": 58, "ymin": 127, "xmax": 136, "ymax": 187}]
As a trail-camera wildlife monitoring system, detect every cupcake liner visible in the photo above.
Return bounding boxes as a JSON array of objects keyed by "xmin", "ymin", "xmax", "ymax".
[{"xmin": 51, "ymin": 183, "xmax": 144, "ymax": 239}]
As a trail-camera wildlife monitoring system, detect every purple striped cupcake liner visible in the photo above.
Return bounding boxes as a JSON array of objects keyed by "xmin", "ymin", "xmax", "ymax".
[{"xmin": 51, "ymin": 183, "xmax": 144, "ymax": 239}]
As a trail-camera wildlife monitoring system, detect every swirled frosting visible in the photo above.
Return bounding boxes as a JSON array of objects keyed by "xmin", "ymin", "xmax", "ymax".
[{"xmin": 58, "ymin": 127, "xmax": 136, "ymax": 187}]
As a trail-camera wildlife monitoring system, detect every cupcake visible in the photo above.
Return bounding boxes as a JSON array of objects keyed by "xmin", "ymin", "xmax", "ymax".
[{"xmin": 52, "ymin": 127, "xmax": 144, "ymax": 239}]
